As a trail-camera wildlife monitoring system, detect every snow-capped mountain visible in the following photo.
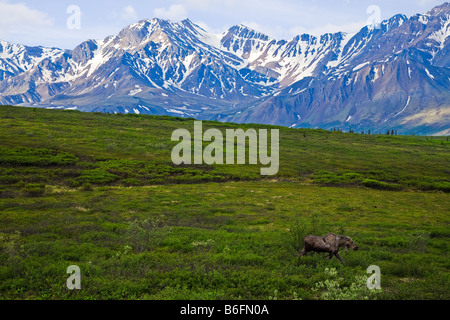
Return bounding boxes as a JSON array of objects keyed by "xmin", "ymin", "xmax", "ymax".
[
  {"xmin": 225, "ymin": 4, "xmax": 450, "ymax": 135},
  {"xmin": 0, "ymin": 40, "xmax": 63, "ymax": 81},
  {"xmin": 0, "ymin": 3, "xmax": 449, "ymax": 135}
]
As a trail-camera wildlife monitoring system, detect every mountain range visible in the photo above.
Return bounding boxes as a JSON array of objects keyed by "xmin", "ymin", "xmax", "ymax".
[{"xmin": 0, "ymin": 3, "xmax": 449, "ymax": 135}]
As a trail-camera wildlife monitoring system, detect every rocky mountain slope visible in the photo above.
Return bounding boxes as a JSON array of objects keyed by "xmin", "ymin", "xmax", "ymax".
[{"xmin": 0, "ymin": 3, "xmax": 449, "ymax": 135}]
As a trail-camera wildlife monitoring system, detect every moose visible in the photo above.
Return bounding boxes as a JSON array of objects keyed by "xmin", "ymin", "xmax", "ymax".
[{"xmin": 298, "ymin": 233, "xmax": 358, "ymax": 265}]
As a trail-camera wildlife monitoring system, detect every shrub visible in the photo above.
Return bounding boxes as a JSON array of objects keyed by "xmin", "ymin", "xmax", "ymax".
[
  {"xmin": 432, "ymin": 182, "xmax": 450, "ymax": 193},
  {"xmin": 414, "ymin": 180, "xmax": 450, "ymax": 193},
  {"xmin": 127, "ymin": 216, "xmax": 171, "ymax": 252},
  {"xmin": 0, "ymin": 175, "xmax": 21, "ymax": 184},
  {"xmin": 122, "ymin": 178, "xmax": 142, "ymax": 186},
  {"xmin": 287, "ymin": 212, "xmax": 328, "ymax": 253},
  {"xmin": 0, "ymin": 231, "xmax": 23, "ymax": 260},
  {"xmin": 0, "ymin": 147, "xmax": 78, "ymax": 166},
  {"xmin": 362, "ymin": 179, "xmax": 402, "ymax": 191},
  {"xmin": 23, "ymin": 183, "xmax": 46, "ymax": 197},
  {"xmin": 312, "ymin": 171, "xmax": 342, "ymax": 185},
  {"xmin": 408, "ymin": 230, "xmax": 430, "ymax": 253},
  {"xmin": 77, "ymin": 169, "xmax": 119, "ymax": 185},
  {"xmin": 192, "ymin": 239, "xmax": 215, "ymax": 250},
  {"xmin": 312, "ymin": 268, "xmax": 382, "ymax": 300},
  {"xmin": 68, "ymin": 179, "xmax": 81, "ymax": 188},
  {"xmin": 81, "ymin": 183, "xmax": 93, "ymax": 191},
  {"xmin": 313, "ymin": 171, "xmax": 363, "ymax": 186}
]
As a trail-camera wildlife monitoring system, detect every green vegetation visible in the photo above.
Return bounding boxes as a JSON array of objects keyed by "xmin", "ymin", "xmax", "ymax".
[
  {"xmin": 311, "ymin": 268, "xmax": 382, "ymax": 300},
  {"xmin": 0, "ymin": 105, "xmax": 448, "ymax": 300}
]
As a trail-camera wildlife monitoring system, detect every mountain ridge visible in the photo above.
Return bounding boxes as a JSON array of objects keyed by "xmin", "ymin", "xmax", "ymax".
[{"xmin": 0, "ymin": 2, "xmax": 449, "ymax": 135}]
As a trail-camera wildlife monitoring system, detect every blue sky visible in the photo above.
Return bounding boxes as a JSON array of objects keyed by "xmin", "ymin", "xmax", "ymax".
[{"xmin": 0, "ymin": 0, "xmax": 445, "ymax": 49}]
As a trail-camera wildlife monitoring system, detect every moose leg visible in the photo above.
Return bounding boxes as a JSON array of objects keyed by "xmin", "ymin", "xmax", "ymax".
[
  {"xmin": 298, "ymin": 248, "xmax": 308, "ymax": 259},
  {"xmin": 335, "ymin": 252, "xmax": 344, "ymax": 265},
  {"xmin": 298, "ymin": 249, "xmax": 308, "ymax": 265},
  {"xmin": 298, "ymin": 239, "xmax": 310, "ymax": 260}
]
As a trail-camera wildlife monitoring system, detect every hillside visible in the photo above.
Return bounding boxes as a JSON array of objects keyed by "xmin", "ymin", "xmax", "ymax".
[
  {"xmin": 0, "ymin": 106, "xmax": 448, "ymax": 192},
  {"xmin": 0, "ymin": 106, "xmax": 449, "ymax": 300}
]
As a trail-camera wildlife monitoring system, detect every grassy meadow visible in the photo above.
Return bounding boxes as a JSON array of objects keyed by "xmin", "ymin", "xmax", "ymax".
[{"xmin": 0, "ymin": 105, "xmax": 449, "ymax": 300}]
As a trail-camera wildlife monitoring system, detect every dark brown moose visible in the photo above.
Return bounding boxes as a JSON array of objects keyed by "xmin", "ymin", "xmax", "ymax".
[{"xmin": 298, "ymin": 233, "xmax": 358, "ymax": 265}]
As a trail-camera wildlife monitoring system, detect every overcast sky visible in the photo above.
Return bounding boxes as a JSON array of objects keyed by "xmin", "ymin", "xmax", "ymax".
[{"xmin": 0, "ymin": 0, "xmax": 445, "ymax": 49}]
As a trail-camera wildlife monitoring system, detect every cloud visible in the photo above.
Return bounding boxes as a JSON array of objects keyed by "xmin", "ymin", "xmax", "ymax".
[
  {"xmin": 0, "ymin": 1, "xmax": 53, "ymax": 33},
  {"xmin": 194, "ymin": 21, "xmax": 229, "ymax": 34},
  {"xmin": 177, "ymin": 0, "xmax": 240, "ymax": 11},
  {"xmin": 237, "ymin": 20, "xmax": 366, "ymax": 41},
  {"xmin": 153, "ymin": 4, "xmax": 188, "ymax": 21},
  {"xmin": 239, "ymin": 21, "xmax": 286, "ymax": 39},
  {"xmin": 417, "ymin": 0, "xmax": 441, "ymax": 7},
  {"xmin": 0, "ymin": 1, "xmax": 118, "ymax": 49},
  {"xmin": 121, "ymin": 5, "xmax": 138, "ymax": 21},
  {"xmin": 289, "ymin": 21, "xmax": 367, "ymax": 37}
]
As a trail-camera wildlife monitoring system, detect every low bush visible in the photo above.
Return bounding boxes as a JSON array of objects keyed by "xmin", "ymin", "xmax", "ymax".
[
  {"xmin": 362, "ymin": 179, "xmax": 403, "ymax": 191},
  {"xmin": 127, "ymin": 216, "xmax": 172, "ymax": 252},
  {"xmin": 0, "ymin": 175, "xmax": 21, "ymax": 184},
  {"xmin": 0, "ymin": 147, "xmax": 78, "ymax": 166},
  {"xmin": 76, "ymin": 169, "xmax": 119, "ymax": 185},
  {"xmin": 431, "ymin": 182, "xmax": 450, "ymax": 193},
  {"xmin": 312, "ymin": 268, "xmax": 382, "ymax": 300},
  {"xmin": 23, "ymin": 183, "xmax": 46, "ymax": 197},
  {"xmin": 313, "ymin": 171, "xmax": 363, "ymax": 186}
]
